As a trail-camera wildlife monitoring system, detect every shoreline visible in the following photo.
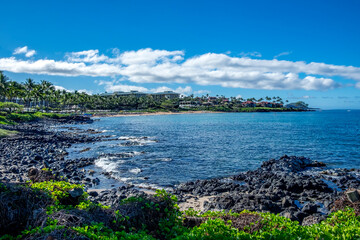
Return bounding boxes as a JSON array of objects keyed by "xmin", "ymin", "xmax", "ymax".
[
  {"xmin": 92, "ymin": 109, "xmax": 311, "ymax": 117},
  {"xmin": 1, "ymin": 116, "xmax": 360, "ymax": 224},
  {"xmin": 93, "ymin": 110, "xmax": 223, "ymax": 117}
]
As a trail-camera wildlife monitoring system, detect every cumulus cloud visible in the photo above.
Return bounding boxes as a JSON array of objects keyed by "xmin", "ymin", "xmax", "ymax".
[
  {"xmin": 66, "ymin": 50, "xmax": 109, "ymax": 63},
  {"xmin": 2, "ymin": 47, "xmax": 360, "ymax": 91},
  {"xmin": 13, "ymin": 46, "xmax": 36, "ymax": 57},
  {"xmin": 54, "ymin": 85, "xmax": 70, "ymax": 92},
  {"xmin": 54, "ymin": 85, "xmax": 93, "ymax": 95},
  {"xmin": 98, "ymin": 80, "xmax": 197, "ymax": 96}
]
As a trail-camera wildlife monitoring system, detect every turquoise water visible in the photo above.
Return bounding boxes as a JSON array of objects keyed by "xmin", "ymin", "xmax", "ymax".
[{"xmin": 66, "ymin": 110, "xmax": 360, "ymax": 188}]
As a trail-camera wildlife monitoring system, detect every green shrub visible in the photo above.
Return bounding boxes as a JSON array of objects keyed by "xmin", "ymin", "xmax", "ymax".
[
  {"xmin": 0, "ymin": 102, "xmax": 23, "ymax": 113},
  {"xmin": 176, "ymin": 218, "xmax": 248, "ymax": 240},
  {"xmin": 72, "ymin": 222, "xmax": 156, "ymax": 240},
  {"xmin": 30, "ymin": 181, "xmax": 87, "ymax": 206},
  {"xmin": 7, "ymin": 113, "xmax": 37, "ymax": 122},
  {"xmin": 0, "ymin": 115, "xmax": 14, "ymax": 125},
  {"xmin": 153, "ymin": 189, "xmax": 185, "ymax": 239},
  {"xmin": 33, "ymin": 112, "xmax": 70, "ymax": 119}
]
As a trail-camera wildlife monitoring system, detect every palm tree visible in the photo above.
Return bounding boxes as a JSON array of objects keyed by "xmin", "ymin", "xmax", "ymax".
[
  {"xmin": 40, "ymin": 80, "xmax": 54, "ymax": 110},
  {"xmin": 0, "ymin": 71, "xmax": 9, "ymax": 101},
  {"xmin": 24, "ymin": 78, "xmax": 36, "ymax": 108}
]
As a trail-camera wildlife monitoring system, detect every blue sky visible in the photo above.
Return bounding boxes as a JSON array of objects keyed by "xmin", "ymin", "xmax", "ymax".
[{"xmin": 1, "ymin": 0, "xmax": 360, "ymax": 109}]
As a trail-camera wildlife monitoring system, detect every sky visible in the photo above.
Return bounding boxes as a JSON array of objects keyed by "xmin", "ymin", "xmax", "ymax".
[{"xmin": 1, "ymin": 0, "xmax": 360, "ymax": 109}]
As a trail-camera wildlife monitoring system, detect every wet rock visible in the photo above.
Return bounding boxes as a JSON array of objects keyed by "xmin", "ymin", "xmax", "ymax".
[
  {"xmin": 302, "ymin": 203, "xmax": 318, "ymax": 214},
  {"xmin": 69, "ymin": 188, "xmax": 84, "ymax": 198},
  {"xmin": 302, "ymin": 215, "xmax": 323, "ymax": 226},
  {"xmin": 88, "ymin": 191, "xmax": 99, "ymax": 197},
  {"xmin": 175, "ymin": 155, "xmax": 359, "ymax": 220}
]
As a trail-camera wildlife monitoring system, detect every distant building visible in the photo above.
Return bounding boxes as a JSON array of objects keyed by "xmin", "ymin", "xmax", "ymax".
[
  {"xmin": 100, "ymin": 90, "xmax": 179, "ymax": 99},
  {"xmin": 114, "ymin": 91, "xmax": 148, "ymax": 98},
  {"xmin": 179, "ymin": 101, "xmax": 200, "ymax": 109},
  {"xmin": 241, "ymin": 101, "xmax": 256, "ymax": 107},
  {"xmin": 151, "ymin": 91, "xmax": 180, "ymax": 100},
  {"xmin": 259, "ymin": 101, "xmax": 273, "ymax": 107}
]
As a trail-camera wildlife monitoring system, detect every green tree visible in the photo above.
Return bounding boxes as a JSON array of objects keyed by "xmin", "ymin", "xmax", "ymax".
[{"xmin": 0, "ymin": 71, "xmax": 9, "ymax": 101}]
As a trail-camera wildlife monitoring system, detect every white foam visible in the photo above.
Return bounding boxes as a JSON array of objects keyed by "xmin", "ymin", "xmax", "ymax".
[
  {"xmin": 118, "ymin": 136, "xmax": 137, "ymax": 140},
  {"xmin": 129, "ymin": 168, "xmax": 142, "ymax": 174},
  {"xmin": 132, "ymin": 151, "xmax": 144, "ymax": 156},
  {"xmin": 119, "ymin": 177, "xmax": 133, "ymax": 182},
  {"xmin": 101, "ymin": 130, "xmax": 114, "ymax": 133},
  {"xmin": 95, "ymin": 156, "xmax": 122, "ymax": 173},
  {"xmin": 137, "ymin": 183, "xmax": 173, "ymax": 192},
  {"xmin": 118, "ymin": 136, "xmax": 157, "ymax": 144},
  {"xmin": 160, "ymin": 158, "xmax": 172, "ymax": 162}
]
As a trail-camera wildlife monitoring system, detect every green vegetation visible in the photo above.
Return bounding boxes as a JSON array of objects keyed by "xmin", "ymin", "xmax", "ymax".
[
  {"xmin": 0, "ymin": 115, "xmax": 14, "ymax": 125},
  {"xmin": 0, "ymin": 71, "xmax": 306, "ymax": 113},
  {"xmin": 1, "ymin": 176, "xmax": 360, "ymax": 239},
  {"xmin": 0, "ymin": 128, "xmax": 17, "ymax": 137},
  {"xmin": 0, "ymin": 102, "xmax": 23, "ymax": 113},
  {"xmin": 290, "ymin": 101, "xmax": 310, "ymax": 109},
  {"xmin": 0, "ymin": 108, "xmax": 70, "ymax": 125},
  {"xmin": 30, "ymin": 180, "xmax": 88, "ymax": 205},
  {"xmin": 178, "ymin": 208, "xmax": 360, "ymax": 240}
]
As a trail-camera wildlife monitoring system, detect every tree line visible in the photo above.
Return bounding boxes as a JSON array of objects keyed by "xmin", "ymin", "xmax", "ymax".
[
  {"xmin": 1, "ymin": 71, "xmax": 304, "ymax": 113},
  {"xmin": 0, "ymin": 71, "xmax": 169, "ymax": 112}
]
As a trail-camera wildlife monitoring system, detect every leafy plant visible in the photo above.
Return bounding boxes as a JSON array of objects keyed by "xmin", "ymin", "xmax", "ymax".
[{"xmin": 30, "ymin": 180, "xmax": 87, "ymax": 205}]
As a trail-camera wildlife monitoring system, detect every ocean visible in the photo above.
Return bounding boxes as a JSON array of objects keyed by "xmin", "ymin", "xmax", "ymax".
[{"xmin": 64, "ymin": 110, "xmax": 360, "ymax": 189}]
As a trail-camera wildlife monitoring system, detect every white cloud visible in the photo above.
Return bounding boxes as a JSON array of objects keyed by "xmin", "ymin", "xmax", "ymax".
[
  {"xmin": 175, "ymin": 86, "xmax": 192, "ymax": 95},
  {"xmin": 98, "ymin": 81, "xmax": 149, "ymax": 93},
  {"xmin": 274, "ymin": 51, "xmax": 292, "ymax": 59},
  {"xmin": 78, "ymin": 89, "xmax": 93, "ymax": 95},
  {"xmin": 13, "ymin": 46, "xmax": 36, "ymax": 57},
  {"xmin": 193, "ymin": 90, "xmax": 211, "ymax": 95},
  {"xmin": 149, "ymin": 86, "xmax": 192, "ymax": 95},
  {"xmin": 54, "ymin": 85, "xmax": 92, "ymax": 94},
  {"xmin": 356, "ymin": 82, "xmax": 360, "ymax": 89},
  {"xmin": 98, "ymin": 80, "xmax": 194, "ymax": 96},
  {"xmin": 118, "ymin": 48, "xmax": 184, "ymax": 65},
  {"xmin": 2, "ymin": 48, "xmax": 360, "ymax": 91},
  {"xmin": 54, "ymin": 85, "xmax": 70, "ymax": 92},
  {"xmin": 66, "ymin": 49, "xmax": 108, "ymax": 63},
  {"xmin": 240, "ymin": 52, "xmax": 262, "ymax": 58}
]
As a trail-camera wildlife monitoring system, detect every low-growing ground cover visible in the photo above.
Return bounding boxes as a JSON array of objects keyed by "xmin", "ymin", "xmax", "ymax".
[
  {"xmin": 1, "ymin": 175, "xmax": 360, "ymax": 240},
  {"xmin": 0, "ymin": 111, "xmax": 71, "ymax": 126},
  {"xmin": 0, "ymin": 128, "xmax": 17, "ymax": 137}
]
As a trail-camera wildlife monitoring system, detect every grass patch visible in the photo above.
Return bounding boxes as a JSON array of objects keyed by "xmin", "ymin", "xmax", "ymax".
[
  {"xmin": 0, "ymin": 116, "xmax": 14, "ymax": 125},
  {"xmin": 0, "ymin": 112, "xmax": 71, "ymax": 124},
  {"xmin": 0, "ymin": 128, "xmax": 17, "ymax": 137}
]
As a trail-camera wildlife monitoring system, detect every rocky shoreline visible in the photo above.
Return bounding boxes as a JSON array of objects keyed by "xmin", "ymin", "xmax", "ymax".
[
  {"xmin": 175, "ymin": 155, "xmax": 360, "ymax": 224},
  {"xmin": 1, "ymin": 118, "xmax": 360, "ymax": 226},
  {"xmin": 0, "ymin": 116, "xmax": 99, "ymax": 186}
]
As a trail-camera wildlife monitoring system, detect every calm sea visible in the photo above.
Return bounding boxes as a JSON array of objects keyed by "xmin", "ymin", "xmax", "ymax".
[{"xmin": 64, "ymin": 110, "xmax": 360, "ymax": 189}]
